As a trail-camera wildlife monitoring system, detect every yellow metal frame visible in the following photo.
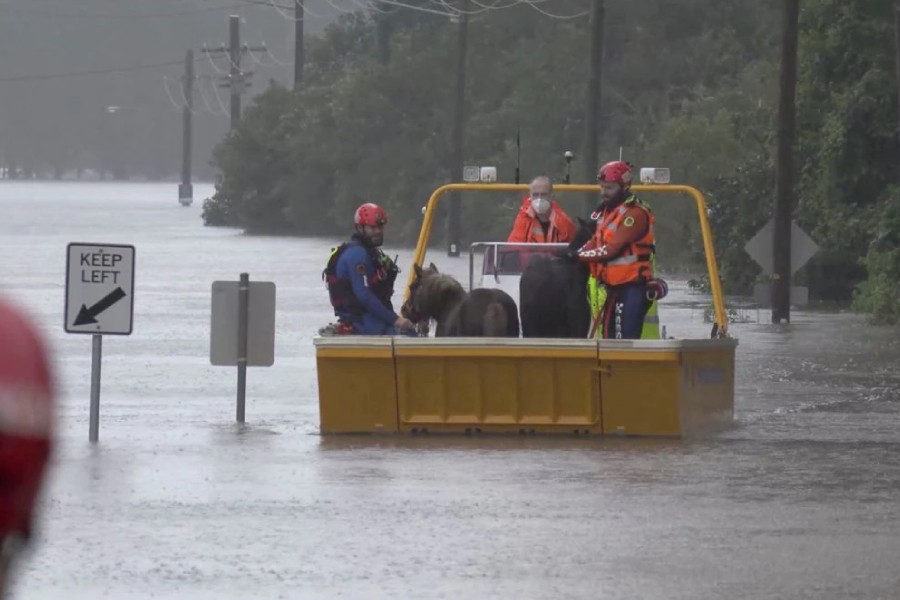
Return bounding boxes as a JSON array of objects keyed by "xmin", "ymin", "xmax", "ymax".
[{"xmin": 404, "ymin": 183, "xmax": 729, "ymax": 337}]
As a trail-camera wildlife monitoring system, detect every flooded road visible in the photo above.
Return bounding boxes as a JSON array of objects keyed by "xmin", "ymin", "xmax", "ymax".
[{"xmin": 1, "ymin": 181, "xmax": 898, "ymax": 599}]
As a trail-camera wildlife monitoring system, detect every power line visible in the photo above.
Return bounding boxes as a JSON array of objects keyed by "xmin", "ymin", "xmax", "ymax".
[
  {"xmin": 0, "ymin": 57, "xmax": 204, "ymax": 83},
  {"xmin": 0, "ymin": 1, "xmax": 589, "ymax": 84},
  {"xmin": 0, "ymin": 0, "xmax": 585, "ymax": 22},
  {"xmin": 521, "ymin": 1, "xmax": 590, "ymax": 20},
  {"xmin": 351, "ymin": 0, "xmax": 393, "ymax": 14},
  {"xmin": 324, "ymin": 0, "xmax": 356, "ymax": 14},
  {"xmin": 234, "ymin": 0, "xmax": 295, "ymax": 9},
  {"xmin": 0, "ymin": 3, "xmax": 257, "ymax": 19},
  {"xmin": 352, "ymin": 0, "xmax": 456, "ymax": 17},
  {"xmin": 431, "ymin": 0, "xmax": 520, "ymax": 15},
  {"xmin": 254, "ymin": 0, "xmax": 589, "ymax": 21}
]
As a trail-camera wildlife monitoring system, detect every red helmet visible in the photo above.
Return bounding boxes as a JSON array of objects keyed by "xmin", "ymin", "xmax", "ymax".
[
  {"xmin": 353, "ymin": 203, "xmax": 388, "ymax": 227},
  {"xmin": 0, "ymin": 298, "xmax": 54, "ymax": 545},
  {"xmin": 597, "ymin": 161, "xmax": 633, "ymax": 189}
]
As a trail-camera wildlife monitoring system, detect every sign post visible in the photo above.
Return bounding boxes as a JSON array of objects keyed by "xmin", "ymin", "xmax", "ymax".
[
  {"xmin": 210, "ymin": 273, "xmax": 276, "ymax": 423},
  {"xmin": 65, "ymin": 242, "xmax": 136, "ymax": 443},
  {"xmin": 90, "ymin": 334, "xmax": 102, "ymax": 442},
  {"xmin": 236, "ymin": 273, "xmax": 249, "ymax": 422}
]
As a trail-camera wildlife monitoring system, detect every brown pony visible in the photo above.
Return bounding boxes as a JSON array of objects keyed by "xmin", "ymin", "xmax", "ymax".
[{"xmin": 401, "ymin": 263, "xmax": 520, "ymax": 337}]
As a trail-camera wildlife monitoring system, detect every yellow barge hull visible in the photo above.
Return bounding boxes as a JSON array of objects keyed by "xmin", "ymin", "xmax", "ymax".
[{"xmin": 316, "ymin": 337, "xmax": 736, "ymax": 437}]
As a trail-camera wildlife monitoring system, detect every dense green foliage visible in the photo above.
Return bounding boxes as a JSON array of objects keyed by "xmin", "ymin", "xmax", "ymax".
[{"xmin": 203, "ymin": 0, "xmax": 900, "ymax": 321}]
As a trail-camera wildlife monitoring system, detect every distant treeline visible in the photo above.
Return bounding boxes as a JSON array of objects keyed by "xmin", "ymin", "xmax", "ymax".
[{"xmin": 203, "ymin": 0, "xmax": 900, "ymax": 322}]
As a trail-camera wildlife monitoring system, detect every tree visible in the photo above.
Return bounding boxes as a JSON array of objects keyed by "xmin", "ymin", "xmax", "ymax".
[
  {"xmin": 795, "ymin": 0, "xmax": 898, "ymax": 303},
  {"xmin": 202, "ymin": 0, "xmax": 899, "ymax": 321}
]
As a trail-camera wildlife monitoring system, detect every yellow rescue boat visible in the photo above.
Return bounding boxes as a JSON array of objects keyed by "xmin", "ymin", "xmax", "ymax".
[{"xmin": 315, "ymin": 182, "xmax": 736, "ymax": 437}]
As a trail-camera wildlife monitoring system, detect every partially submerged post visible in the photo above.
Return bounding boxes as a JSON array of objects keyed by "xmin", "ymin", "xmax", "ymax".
[
  {"xmin": 210, "ymin": 273, "xmax": 276, "ymax": 423},
  {"xmin": 64, "ymin": 242, "xmax": 136, "ymax": 443}
]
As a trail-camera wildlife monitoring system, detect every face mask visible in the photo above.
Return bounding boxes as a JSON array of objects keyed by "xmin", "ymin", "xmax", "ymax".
[{"xmin": 530, "ymin": 197, "xmax": 551, "ymax": 216}]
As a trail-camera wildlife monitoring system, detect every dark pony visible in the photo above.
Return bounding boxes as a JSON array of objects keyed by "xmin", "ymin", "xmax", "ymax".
[
  {"xmin": 402, "ymin": 263, "xmax": 520, "ymax": 337},
  {"xmin": 519, "ymin": 217, "xmax": 594, "ymax": 338}
]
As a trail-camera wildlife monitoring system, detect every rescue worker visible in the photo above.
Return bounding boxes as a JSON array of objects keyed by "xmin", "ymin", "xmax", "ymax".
[
  {"xmin": 0, "ymin": 297, "xmax": 54, "ymax": 595},
  {"xmin": 322, "ymin": 203, "xmax": 416, "ymax": 335},
  {"xmin": 575, "ymin": 161, "xmax": 667, "ymax": 339},
  {"xmin": 507, "ymin": 176, "xmax": 577, "ymax": 244}
]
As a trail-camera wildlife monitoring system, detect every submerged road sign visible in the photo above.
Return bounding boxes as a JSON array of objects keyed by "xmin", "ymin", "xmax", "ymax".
[
  {"xmin": 65, "ymin": 243, "xmax": 135, "ymax": 335},
  {"xmin": 744, "ymin": 219, "xmax": 820, "ymax": 276}
]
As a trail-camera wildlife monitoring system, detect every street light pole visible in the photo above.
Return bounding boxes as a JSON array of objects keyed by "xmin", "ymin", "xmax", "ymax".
[{"xmin": 179, "ymin": 50, "xmax": 195, "ymax": 207}]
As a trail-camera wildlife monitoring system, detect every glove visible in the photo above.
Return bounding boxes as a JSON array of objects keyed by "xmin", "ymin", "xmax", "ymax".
[
  {"xmin": 553, "ymin": 248, "xmax": 578, "ymax": 261},
  {"xmin": 645, "ymin": 278, "xmax": 669, "ymax": 301}
]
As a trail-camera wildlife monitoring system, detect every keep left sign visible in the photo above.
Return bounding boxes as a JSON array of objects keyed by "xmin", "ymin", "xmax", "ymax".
[{"xmin": 65, "ymin": 243, "xmax": 136, "ymax": 335}]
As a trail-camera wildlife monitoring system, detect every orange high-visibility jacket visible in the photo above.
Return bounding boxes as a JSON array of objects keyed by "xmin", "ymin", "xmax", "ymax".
[
  {"xmin": 507, "ymin": 197, "xmax": 577, "ymax": 244},
  {"xmin": 579, "ymin": 197, "xmax": 655, "ymax": 286}
]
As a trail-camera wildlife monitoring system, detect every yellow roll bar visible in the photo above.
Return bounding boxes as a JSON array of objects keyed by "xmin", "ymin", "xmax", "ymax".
[{"xmin": 404, "ymin": 183, "xmax": 729, "ymax": 337}]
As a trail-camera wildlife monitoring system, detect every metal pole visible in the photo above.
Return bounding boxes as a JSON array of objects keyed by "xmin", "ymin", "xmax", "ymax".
[
  {"xmin": 179, "ymin": 49, "xmax": 194, "ymax": 206},
  {"xmin": 447, "ymin": 0, "xmax": 468, "ymax": 257},
  {"xmin": 894, "ymin": 1, "xmax": 900, "ymax": 163},
  {"xmin": 581, "ymin": 0, "xmax": 605, "ymax": 212},
  {"xmin": 468, "ymin": 245, "xmax": 475, "ymax": 292},
  {"xmin": 772, "ymin": 0, "xmax": 800, "ymax": 323},
  {"xmin": 89, "ymin": 334, "xmax": 102, "ymax": 443},
  {"xmin": 229, "ymin": 15, "xmax": 241, "ymax": 130},
  {"xmin": 294, "ymin": 0, "xmax": 304, "ymax": 88},
  {"xmin": 236, "ymin": 272, "xmax": 249, "ymax": 423},
  {"xmin": 515, "ymin": 127, "xmax": 521, "ymax": 184}
]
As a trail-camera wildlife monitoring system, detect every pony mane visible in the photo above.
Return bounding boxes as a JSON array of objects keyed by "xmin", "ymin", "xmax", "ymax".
[{"xmin": 414, "ymin": 268, "xmax": 466, "ymax": 320}]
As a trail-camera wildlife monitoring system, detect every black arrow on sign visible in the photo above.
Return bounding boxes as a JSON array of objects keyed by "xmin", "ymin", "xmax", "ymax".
[{"xmin": 73, "ymin": 287, "xmax": 127, "ymax": 326}]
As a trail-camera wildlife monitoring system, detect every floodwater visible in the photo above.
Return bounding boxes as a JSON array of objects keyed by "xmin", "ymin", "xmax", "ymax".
[{"xmin": 1, "ymin": 181, "xmax": 898, "ymax": 599}]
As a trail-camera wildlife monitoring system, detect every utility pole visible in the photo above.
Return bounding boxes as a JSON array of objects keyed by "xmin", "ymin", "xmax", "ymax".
[
  {"xmin": 294, "ymin": 0, "xmax": 304, "ymax": 88},
  {"xmin": 228, "ymin": 15, "xmax": 242, "ymax": 129},
  {"xmin": 179, "ymin": 50, "xmax": 195, "ymax": 207},
  {"xmin": 202, "ymin": 15, "xmax": 265, "ymax": 130},
  {"xmin": 581, "ymin": 0, "xmax": 605, "ymax": 212},
  {"xmin": 893, "ymin": 1, "xmax": 900, "ymax": 160},
  {"xmin": 447, "ymin": 0, "xmax": 469, "ymax": 257},
  {"xmin": 772, "ymin": 0, "xmax": 800, "ymax": 323}
]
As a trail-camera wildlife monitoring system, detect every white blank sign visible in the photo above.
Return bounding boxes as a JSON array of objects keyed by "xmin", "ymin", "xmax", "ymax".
[{"xmin": 209, "ymin": 280, "xmax": 276, "ymax": 367}]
